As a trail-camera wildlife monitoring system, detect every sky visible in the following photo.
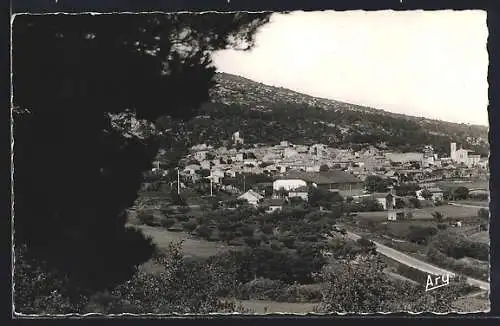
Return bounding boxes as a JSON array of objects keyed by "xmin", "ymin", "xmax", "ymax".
[{"xmin": 212, "ymin": 10, "xmax": 489, "ymax": 126}]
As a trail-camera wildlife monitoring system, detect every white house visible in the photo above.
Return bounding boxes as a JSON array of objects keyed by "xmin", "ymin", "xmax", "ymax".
[
  {"xmin": 225, "ymin": 169, "xmax": 237, "ymax": 178},
  {"xmin": 234, "ymin": 153, "xmax": 244, "ymax": 162},
  {"xmin": 283, "ymin": 148, "xmax": 298, "ymax": 158},
  {"xmin": 232, "ymin": 131, "xmax": 244, "ymax": 145},
  {"xmin": 238, "ymin": 189, "xmax": 264, "ymax": 206},
  {"xmin": 263, "ymin": 198, "xmax": 286, "ymax": 213},
  {"xmin": 273, "ymin": 179, "xmax": 308, "ymax": 192},
  {"xmin": 183, "ymin": 164, "xmax": 201, "ymax": 175},
  {"xmin": 416, "ymin": 187, "xmax": 444, "ymax": 202},
  {"xmin": 200, "ymin": 160, "xmax": 211, "ymax": 170},
  {"xmin": 288, "ymin": 186, "xmax": 309, "ymax": 201},
  {"xmin": 194, "ymin": 151, "xmax": 208, "ymax": 162}
]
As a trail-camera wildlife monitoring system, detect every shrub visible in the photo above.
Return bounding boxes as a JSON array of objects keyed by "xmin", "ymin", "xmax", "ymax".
[
  {"xmin": 406, "ymin": 226, "xmax": 438, "ymax": 245},
  {"xmin": 182, "ymin": 220, "xmax": 197, "ymax": 233},
  {"xmin": 260, "ymin": 223, "xmax": 274, "ymax": 235},
  {"xmin": 14, "ymin": 246, "xmax": 85, "ymax": 314},
  {"xmin": 236, "ymin": 278, "xmax": 286, "ymax": 301},
  {"xmin": 437, "ymin": 223, "xmax": 448, "ymax": 230},
  {"xmin": 196, "ymin": 224, "xmax": 212, "ymax": 239},
  {"xmin": 277, "ymin": 284, "xmax": 322, "ymax": 303},
  {"xmin": 160, "ymin": 217, "xmax": 176, "ymax": 229},
  {"xmin": 478, "ymin": 208, "xmax": 489, "ymax": 220},
  {"xmin": 408, "ymin": 197, "xmax": 421, "ymax": 209},
  {"xmin": 429, "ymin": 232, "xmax": 489, "ymax": 262},
  {"xmin": 243, "ymin": 236, "xmax": 261, "ymax": 248},
  {"xmin": 178, "ymin": 206, "xmax": 190, "ymax": 214},
  {"xmin": 241, "ymin": 225, "xmax": 255, "ymax": 237},
  {"xmin": 219, "ymin": 231, "xmax": 236, "ymax": 244},
  {"xmin": 176, "ymin": 214, "xmax": 190, "ymax": 222},
  {"xmin": 432, "ymin": 211, "xmax": 444, "ymax": 222},
  {"xmin": 280, "ymin": 235, "xmax": 296, "ymax": 249},
  {"xmin": 137, "ymin": 213, "xmax": 157, "ymax": 226}
]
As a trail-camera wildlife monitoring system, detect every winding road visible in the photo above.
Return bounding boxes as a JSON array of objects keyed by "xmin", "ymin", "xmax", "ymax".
[{"xmin": 344, "ymin": 231, "xmax": 490, "ymax": 292}]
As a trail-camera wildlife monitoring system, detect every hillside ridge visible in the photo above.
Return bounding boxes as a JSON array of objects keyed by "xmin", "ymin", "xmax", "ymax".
[{"xmin": 213, "ymin": 72, "xmax": 488, "ymax": 130}]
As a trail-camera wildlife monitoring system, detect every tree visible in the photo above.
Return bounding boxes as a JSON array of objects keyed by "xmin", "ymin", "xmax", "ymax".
[
  {"xmin": 453, "ymin": 187, "xmax": 470, "ymax": 200},
  {"xmin": 319, "ymin": 164, "xmax": 329, "ymax": 172},
  {"xmin": 182, "ymin": 220, "xmax": 197, "ymax": 233},
  {"xmin": 420, "ymin": 189, "xmax": 433, "ymax": 201},
  {"xmin": 364, "ymin": 175, "xmax": 391, "ymax": 193},
  {"xmin": 102, "ymin": 242, "xmax": 243, "ymax": 313},
  {"xmin": 478, "ymin": 208, "xmax": 489, "ymax": 220},
  {"xmin": 13, "ymin": 12, "xmax": 271, "ymax": 302},
  {"xmin": 315, "ymin": 256, "xmax": 459, "ymax": 313},
  {"xmin": 395, "ymin": 183, "xmax": 420, "ymax": 197},
  {"xmin": 308, "ymin": 187, "xmax": 343, "ymax": 210},
  {"xmin": 432, "ymin": 211, "xmax": 444, "ymax": 223}
]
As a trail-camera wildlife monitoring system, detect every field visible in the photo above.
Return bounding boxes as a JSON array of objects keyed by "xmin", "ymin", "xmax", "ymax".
[
  {"xmin": 468, "ymin": 231, "xmax": 490, "ymax": 244},
  {"xmin": 237, "ymin": 300, "xmax": 318, "ymax": 314},
  {"xmin": 130, "ymin": 224, "xmax": 238, "ymax": 259},
  {"xmin": 355, "ymin": 205, "xmax": 480, "ymax": 222},
  {"xmin": 436, "ymin": 180, "xmax": 489, "ymax": 191},
  {"xmin": 453, "ymin": 200, "xmax": 489, "ymax": 208}
]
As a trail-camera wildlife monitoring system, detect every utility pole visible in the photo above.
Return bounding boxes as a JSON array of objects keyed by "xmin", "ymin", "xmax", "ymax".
[
  {"xmin": 243, "ymin": 174, "xmax": 246, "ymax": 193},
  {"xmin": 210, "ymin": 178, "xmax": 213, "ymax": 197},
  {"xmin": 177, "ymin": 168, "xmax": 180, "ymax": 195}
]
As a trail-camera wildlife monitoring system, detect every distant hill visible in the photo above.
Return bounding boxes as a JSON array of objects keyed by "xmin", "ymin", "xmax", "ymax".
[{"xmin": 156, "ymin": 72, "xmax": 489, "ymax": 157}]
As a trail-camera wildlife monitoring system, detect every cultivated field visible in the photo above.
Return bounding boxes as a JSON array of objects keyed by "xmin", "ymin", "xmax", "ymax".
[
  {"xmin": 469, "ymin": 231, "xmax": 490, "ymax": 244},
  {"xmin": 436, "ymin": 180, "xmax": 489, "ymax": 191},
  {"xmin": 355, "ymin": 205, "xmax": 480, "ymax": 222}
]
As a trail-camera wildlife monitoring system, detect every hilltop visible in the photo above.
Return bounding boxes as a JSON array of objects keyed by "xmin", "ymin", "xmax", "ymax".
[{"xmin": 156, "ymin": 72, "xmax": 489, "ymax": 156}]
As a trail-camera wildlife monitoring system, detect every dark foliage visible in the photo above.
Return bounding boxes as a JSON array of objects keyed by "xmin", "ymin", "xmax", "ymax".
[
  {"xmin": 13, "ymin": 12, "xmax": 270, "ymax": 297},
  {"xmin": 364, "ymin": 175, "xmax": 392, "ymax": 193}
]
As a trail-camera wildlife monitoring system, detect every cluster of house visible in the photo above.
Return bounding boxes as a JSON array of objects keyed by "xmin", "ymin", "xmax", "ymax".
[
  {"xmin": 237, "ymin": 169, "xmax": 364, "ymax": 213},
  {"xmin": 148, "ymin": 135, "xmax": 488, "ymax": 220}
]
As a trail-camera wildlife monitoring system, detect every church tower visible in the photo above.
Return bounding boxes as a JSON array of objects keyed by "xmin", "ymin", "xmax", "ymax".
[{"xmin": 450, "ymin": 142, "xmax": 457, "ymax": 161}]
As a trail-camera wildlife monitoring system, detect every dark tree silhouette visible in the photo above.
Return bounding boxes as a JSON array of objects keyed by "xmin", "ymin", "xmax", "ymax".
[{"xmin": 13, "ymin": 13, "xmax": 271, "ymax": 297}]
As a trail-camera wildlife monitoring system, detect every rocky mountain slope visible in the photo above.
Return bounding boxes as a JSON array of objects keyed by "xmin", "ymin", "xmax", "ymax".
[{"xmin": 156, "ymin": 72, "xmax": 489, "ymax": 157}]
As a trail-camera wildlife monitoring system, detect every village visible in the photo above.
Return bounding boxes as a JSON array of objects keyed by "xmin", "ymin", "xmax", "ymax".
[
  {"xmin": 132, "ymin": 129, "xmax": 490, "ymax": 307},
  {"xmin": 145, "ymin": 130, "xmax": 489, "ymax": 223}
]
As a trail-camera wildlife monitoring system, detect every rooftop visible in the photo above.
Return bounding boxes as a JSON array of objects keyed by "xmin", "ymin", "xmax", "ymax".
[
  {"xmin": 280, "ymin": 170, "xmax": 363, "ymax": 185},
  {"xmin": 263, "ymin": 198, "xmax": 286, "ymax": 207}
]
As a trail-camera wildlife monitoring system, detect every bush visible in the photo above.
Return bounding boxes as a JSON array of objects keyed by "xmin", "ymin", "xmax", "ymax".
[
  {"xmin": 408, "ymin": 197, "xmax": 421, "ymax": 209},
  {"xmin": 137, "ymin": 213, "xmax": 157, "ymax": 226},
  {"xmin": 280, "ymin": 235, "xmax": 296, "ymax": 249},
  {"xmin": 236, "ymin": 278, "xmax": 286, "ymax": 301},
  {"xmin": 176, "ymin": 214, "xmax": 190, "ymax": 222},
  {"xmin": 196, "ymin": 224, "xmax": 212, "ymax": 239},
  {"xmin": 478, "ymin": 208, "xmax": 489, "ymax": 220},
  {"xmin": 437, "ymin": 223, "xmax": 448, "ymax": 230},
  {"xmin": 406, "ymin": 226, "xmax": 438, "ymax": 245},
  {"xmin": 241, "ymin": 225, "xmax": 255, "ymax": 237},
  {"xmin": 260, "ymin": 224, "xmax": 274, "ymax": 235},
  {"xmin": 14, "ymin": 246, "xmax": 85, "ymax": 314},
  {"xmin": 182, "ymin": 220, "xmax": 197, "ymax": 233},
  {"xmin": 429, "ymin": 232, "xmax": 489, "ymax": 262},
  {"xmin": 178, "ymin": 206, "xmax": 190, "ymax": 214},
  {"xmin": 276, "ymin": 284, "xmax": 322, "ymax": 303},
  {"xmin": 160, "ymin": 217, "xmax": 176, "ymax": 229},
  {"xmin": 243, "ymin": 236, "xmax": 261, "ymax": 248}
]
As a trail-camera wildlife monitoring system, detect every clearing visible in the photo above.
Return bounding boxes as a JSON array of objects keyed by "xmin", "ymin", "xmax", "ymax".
[
  {"xmin": 469, "ymin": 231, "xmax": 490, "ymax": 244},
  {"xmin": 130, "ymin": 224, "xmax": 238, "ymax": 259}
]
